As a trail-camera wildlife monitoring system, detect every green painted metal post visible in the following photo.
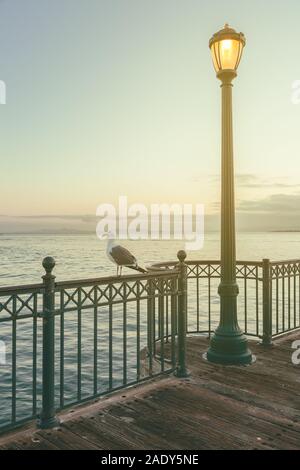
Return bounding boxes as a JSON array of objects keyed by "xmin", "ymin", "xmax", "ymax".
[
  {"xmin": 38, "ymin": 257, "xmax": 60, "ymax": 429},
  {"xmin": 147, "ymin": 279, "xmax": 155, "ymax": 375},
  {"xmin": 262, "ymin": 258, "xmax": 273, "ymax": 347},
  {"xmin": 206, "ymin": 69, "xmax": 252, "ymax": 365},
  {"xmin": 175, "ymin": 250, "xmax": 190, "ymax": 378}
]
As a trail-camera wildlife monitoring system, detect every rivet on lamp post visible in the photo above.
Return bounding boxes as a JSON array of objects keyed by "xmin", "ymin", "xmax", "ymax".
[{"xmin": 206, "ymin": 24, "xmax": 252, "ymax": 365}]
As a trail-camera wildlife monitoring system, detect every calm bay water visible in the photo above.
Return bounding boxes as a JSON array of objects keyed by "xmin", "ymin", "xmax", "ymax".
[
  {"xmin": 1, "ymin": 232, "xmax": 300, "ymax": 286},
  {"xmin": 0, "ymin": 232, "xmax": 300, "ymax": 428}
]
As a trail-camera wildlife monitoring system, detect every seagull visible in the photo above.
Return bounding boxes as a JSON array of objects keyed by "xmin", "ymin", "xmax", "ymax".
[{"xmin": 105, "ymin": 233, "xmax": 147, "ymax": 276}]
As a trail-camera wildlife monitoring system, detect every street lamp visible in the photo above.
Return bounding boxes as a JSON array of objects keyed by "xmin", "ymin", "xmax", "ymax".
[{"xmin": 206, "ymin": 24, "xmax": 252, "ymax": 365}]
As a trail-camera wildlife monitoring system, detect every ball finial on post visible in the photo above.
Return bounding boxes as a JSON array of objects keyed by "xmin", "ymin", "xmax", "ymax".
[
  {"xmin": 177, "ymin": 250, "xmax": 187, "ymax": 264},
  {"xmin": 42, "ymin": 257, "xmax": 56, "ymax": 275}
]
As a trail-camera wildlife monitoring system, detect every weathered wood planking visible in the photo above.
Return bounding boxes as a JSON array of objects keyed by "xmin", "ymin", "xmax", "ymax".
[{"xmin": 0, "ymin": 332, "xmax": 299, "ymax": 450}]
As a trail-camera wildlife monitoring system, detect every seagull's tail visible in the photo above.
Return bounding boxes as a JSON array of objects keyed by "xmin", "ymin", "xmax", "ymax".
[{"xmin": 127, "ymin": 264, "xmax": 147, "ymax": 274}]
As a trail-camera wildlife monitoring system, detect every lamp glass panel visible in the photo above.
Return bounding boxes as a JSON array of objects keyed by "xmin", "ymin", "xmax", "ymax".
[
  {"xmin": 211, "ymin": 39, "xmax": 243, "ymax": 71},
  {"xmin": 211, "ymin": 43, "xmax": 220, "ymax": 72},
  {"xmin": 219, "ymin": 39, "xmax": 241, "ymax": 70}
]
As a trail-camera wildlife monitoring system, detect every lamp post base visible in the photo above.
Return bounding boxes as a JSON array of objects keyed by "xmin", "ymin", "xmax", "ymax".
[
  {"xmin": 207, "ymin": 329, "xmax": 252, "ymax": 365},
  {"xmin": 37, "ymin": 414, "xmax": 60, "ymax": 430},
  {"xmin": 175, "ymin": 366, "xmax": 191, "ymax": 378}
]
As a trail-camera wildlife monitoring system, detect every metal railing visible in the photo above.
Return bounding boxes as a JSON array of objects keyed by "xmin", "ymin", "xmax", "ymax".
[
  {"xmin": 270, "ymin": 259, "xmax": 300, "ymax": 339},
  {"xmin": 1, "ymin": 253, "xmax": 300, "ymax": 433},
  {"xmin": 0, "ymin": 254, "xmax": 186, "ymax": 433},
  {"xmin": 150, "ymin": 257, "xmax": 300, "ymax": 343},
  {"xmin": 149, "ymin": 259, "xmax": 264, "ymax": 339}
]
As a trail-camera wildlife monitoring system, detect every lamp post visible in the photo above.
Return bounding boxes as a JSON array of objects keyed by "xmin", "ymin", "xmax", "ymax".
[{"xmin": 206, "ymin": 24, "xmax": 252, "ymax": 365}]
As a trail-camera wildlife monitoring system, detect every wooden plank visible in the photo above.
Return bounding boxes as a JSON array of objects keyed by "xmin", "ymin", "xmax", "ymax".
[
  {"xmin": 0, "ymin": 333, "xmax": 299, "ymax": 450},
  {"xmin": 35, "ymin": 427, "xmax": 101, "ymax": 450}
]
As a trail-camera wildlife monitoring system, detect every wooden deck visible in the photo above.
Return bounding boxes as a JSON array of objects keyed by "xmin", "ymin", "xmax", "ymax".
[{"xmin": 1, "ymin": 332, "xmax": 300, "ymax": 450}]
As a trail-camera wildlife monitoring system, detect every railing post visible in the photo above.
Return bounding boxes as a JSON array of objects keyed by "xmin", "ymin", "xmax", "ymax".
[
  {"xmin": 38, "ymin": 257, "xmax": 60, "ymax": 429},
  {"xmin": 175, "ymin": 250, "xmax": 190, "ymax": 378},
  {"xmin": 262, "ymin": 258, "xmax": 273, "ymax": 347},
  {"xmin": 147, "ymin": 278, "xmax": 155, "ymax": 375}
]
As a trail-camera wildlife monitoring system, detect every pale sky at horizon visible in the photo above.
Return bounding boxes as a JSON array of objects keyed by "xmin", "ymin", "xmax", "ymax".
[{"xmin": 1, "ymin": 0, "xmax": 300, "ymax": 228}]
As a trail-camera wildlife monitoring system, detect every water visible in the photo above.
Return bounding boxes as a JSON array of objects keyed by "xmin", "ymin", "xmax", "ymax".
[
  {"xmin": 0, "ymin": 232, "xmax": 299, "ymax": 428},
  {"xmin": 1, "ymin": 232, "xmax": 299, "ymax": 286}
]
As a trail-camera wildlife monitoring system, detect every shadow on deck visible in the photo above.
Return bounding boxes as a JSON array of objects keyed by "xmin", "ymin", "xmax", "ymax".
[{"xmin": 1, "ymin": 332, "xmax": 300, "ymax": 450}]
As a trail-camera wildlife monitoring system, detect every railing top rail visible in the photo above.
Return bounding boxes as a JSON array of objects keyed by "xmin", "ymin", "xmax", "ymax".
[
  {"xmin": 0, "ymin": 270, "xmax": 179, "ymax": 295},
  {"xmin": 236, "ymin": 261, "xmax": 263, "ymax": 267},
  {"xmin": 149, "ymin": 260, "xmax": 263, "ymax": 269},
  {"xmin": 6, "ymin": 257, "xmax": 300, "ymax": 295},
  {"xmin": 55, "ymin": 269, "xmax": 179, "ymax": 289},
  {"xmin": 270, "ymin": 259, "xmax": 300, "ymax": 266},
  {"xmin": 3, "ymin": 258, "xmax": 300, "ymax": 294},
  {"xmin": 0, "ymin": 283, "xmax": 43, "ymax": 295}
]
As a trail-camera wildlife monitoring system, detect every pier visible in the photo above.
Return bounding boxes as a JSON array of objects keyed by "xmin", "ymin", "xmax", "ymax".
[
  {"xmin": 0, "ymin": 333, "xmax": 299, "ymax": 450},
  {"xmin": 0, "ymin": 253, "xmax": 300, "ymax": 449}
]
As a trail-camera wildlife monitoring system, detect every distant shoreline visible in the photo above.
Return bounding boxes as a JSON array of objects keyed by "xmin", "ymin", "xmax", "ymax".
[{"xmin": 1, "ymin": 230, "xmax": 300, "ymax": 236}]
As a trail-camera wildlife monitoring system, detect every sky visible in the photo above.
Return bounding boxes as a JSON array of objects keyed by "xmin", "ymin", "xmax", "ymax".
[{"xmin": 0, "ymin": 0, "xmax": 300, "ymax": 232}]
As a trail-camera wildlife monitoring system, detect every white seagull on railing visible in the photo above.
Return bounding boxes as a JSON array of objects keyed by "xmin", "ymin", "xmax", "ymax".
[{"xmin": 105, "ymin": 234, "xmax": 147, "ymax": 276}]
